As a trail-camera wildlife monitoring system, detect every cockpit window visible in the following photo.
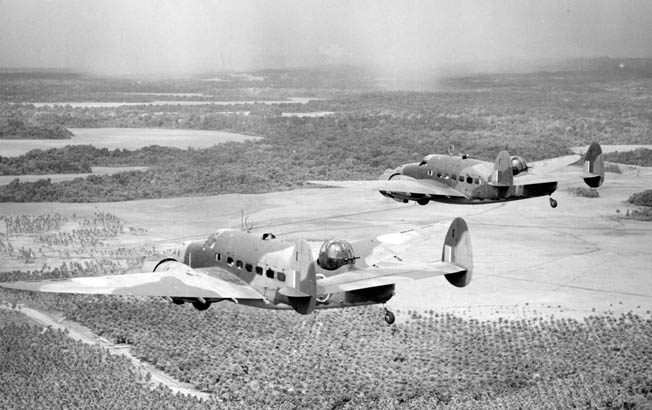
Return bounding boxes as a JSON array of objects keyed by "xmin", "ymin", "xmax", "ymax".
[
  {"xmin": 466, "ymin": 176, "xmax": 473, "ymax": 183},
  {"xmin": 266, "ymin": 268, "xmax": 274, "ymax": 278}
]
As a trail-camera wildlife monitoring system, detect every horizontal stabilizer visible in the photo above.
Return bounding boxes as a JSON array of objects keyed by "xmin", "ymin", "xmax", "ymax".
[
  {"xmin": 279, "ymin": 287, "xmax": 310, "ymax": 298},
  {"xmin": 316, "ymin": 217, "xmax": 473, "ymax": 294}
]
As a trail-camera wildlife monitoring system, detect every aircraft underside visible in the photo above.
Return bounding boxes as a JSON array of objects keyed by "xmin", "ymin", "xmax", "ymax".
[
  {"xmin": 380, "ymin": 181, "xmax": 558, "ymax": 206},
  {"xmin": 168, "ymin": 284, "xmax": 397, "ymax": 321}
]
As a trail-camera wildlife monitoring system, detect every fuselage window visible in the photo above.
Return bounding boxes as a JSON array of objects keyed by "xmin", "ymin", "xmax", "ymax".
[
  {"xmin": 216, "ymin": 253, "xmax": 222, "ymax": 262},
  {"xmin": 277, "ymin": 272, "xmax": 286, "ymax": 282},
  {"xmin": 236, "ymin": 260, "xmax": 243, "ymax": 269},
  {"xmin": 452, "ymin": 174, "xmax": 457, "ymax": 180},
  {"xmin": 458, "ymin": 175, "xmax": 464, "ymax": 182},
  {"xmin": 466, "ymin": 176, "xmax": 473, "ymax": 184},
  {"xmin": 444, "ymin": 173, "xmax": 449, "ymax": 179},
  {"xmin": 266, "ymin": 268, "xmax": 275, "ymax": 278},
  {"xmin": 255, "ymin": 266, "xmax": 263, "ymax": 275},
  {"xmin": 475, "ymin": 178, "xmax": 481, "ymax": 185},
  {"xmin": 245, "ymin": 263, "xmax": 253, "ymax": 272},
  {"xmin": 427, "ymin": 169, "xmax": 433, "ymax": 176},
  {"xmin": 227, "ymin": 256, "xmax": 234, "ymax": 266},
  {"xmin": 436, "ymin": 172, "xmax": 442, "ymax": 178}
]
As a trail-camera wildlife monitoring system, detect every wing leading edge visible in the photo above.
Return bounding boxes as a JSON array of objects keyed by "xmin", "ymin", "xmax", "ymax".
[{"xmin": 0, "ymin": 263, "xmax": 264, "ymax": 300}]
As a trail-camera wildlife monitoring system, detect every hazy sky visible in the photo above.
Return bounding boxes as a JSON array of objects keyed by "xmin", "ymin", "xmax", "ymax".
[{"xmin": 1, "ymin": 0, "xmax": 652, "ymax": 75}]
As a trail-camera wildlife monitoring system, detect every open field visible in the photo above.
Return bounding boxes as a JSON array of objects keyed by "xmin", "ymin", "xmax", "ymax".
[
  {"xmin": 2, "ymin": 165, "xmax": 651, "ymax": 321},
  {"xmin": 0, "ymin": 127, "xmax": 260, "ymax": 157}
]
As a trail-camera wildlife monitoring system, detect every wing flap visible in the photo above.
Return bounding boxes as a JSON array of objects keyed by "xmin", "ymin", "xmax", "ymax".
[{"xmin": 0, "ymin": 265, "xmax": 264, "ymax": 300}]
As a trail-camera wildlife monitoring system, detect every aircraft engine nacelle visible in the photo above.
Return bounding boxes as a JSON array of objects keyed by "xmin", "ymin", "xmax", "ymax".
[
  {"xmin": 318, "ymin": 240, "xmax": 356, "ymax": 271},
  {"xmin": 510, "ymin": 156, "xmax": 528, "ymax": 175}
]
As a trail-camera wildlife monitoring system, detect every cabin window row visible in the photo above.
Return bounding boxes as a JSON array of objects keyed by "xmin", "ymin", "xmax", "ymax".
[
  {"xmin": 215, "ymin": 253, "xmax": 286, "ymax": 282},
  {"xmin": 430, "ymin": 170, "xmax": 481, "ymax": 185}
]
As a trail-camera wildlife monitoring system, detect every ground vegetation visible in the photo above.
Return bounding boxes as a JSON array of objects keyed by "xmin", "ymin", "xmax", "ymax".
[{"xmin": 2, "ymin": 63, "xmax": 652, "ymax": 201}]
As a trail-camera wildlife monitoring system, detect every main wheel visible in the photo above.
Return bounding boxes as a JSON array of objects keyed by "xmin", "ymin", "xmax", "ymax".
[
  {"xmin": 192, "ymin": 300, "xmax": 211, "ymax": 311},
  {"xmin": 384, "ymin": 310, "xmax": 396, "ymax": 325},
  {"xmin": 549, "ymin": 198, "xmax": 558, "ymax": 208},
  {"xmin": 416, "ymin": 198, "xmax": 429, "ymax": 206}
]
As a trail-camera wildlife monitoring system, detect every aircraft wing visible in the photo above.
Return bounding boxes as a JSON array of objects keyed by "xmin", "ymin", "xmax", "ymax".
[
  {"xmin": 309, "ymin": 178, "xmax": 466, "ymax": 198},
  {"xmin": 317, "ymin": 219, "xmax": 472, "ymax": 294},
  {"xmin": 0, "ymin": 264, "xmax": 265, "ymax": 300}
]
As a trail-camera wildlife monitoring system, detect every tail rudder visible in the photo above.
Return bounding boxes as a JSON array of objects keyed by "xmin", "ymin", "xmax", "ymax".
[
  {"xmin": 583, "ymin": 142, "xmax": 604, "ymax": 188},
  {"xmin": 491, "ymin": 150, "xmax": 513, "ymax": 186},
  {"xmin": 280, "ymin": 239, "xmax": 316, "ymax": 314},
  {"xmin": 442, "ymin": 217, "xmax": 473, "ymax": 288}
]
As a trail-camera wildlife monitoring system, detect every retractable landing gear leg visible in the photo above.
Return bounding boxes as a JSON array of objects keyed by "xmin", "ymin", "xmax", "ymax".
[
  {"xmin": 549, "ymin": 197, "xmax": 558, "ymax": 208},
  {"xmin": 383, "ymin": 306, "xmax": 396, "ymax": 325}
]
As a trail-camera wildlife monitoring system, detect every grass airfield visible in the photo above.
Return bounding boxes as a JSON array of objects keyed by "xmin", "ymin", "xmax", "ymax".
[{"xmin": 2, "ymin": 165, "xmax": 651, "ymax": 322}]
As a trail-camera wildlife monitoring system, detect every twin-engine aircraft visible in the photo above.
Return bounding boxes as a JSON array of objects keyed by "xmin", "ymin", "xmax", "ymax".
[
  {"xmin": 1, "ymin": 218, "xmax": 472, "ymax": 324},
  {"xmin": 311, "ymin": 143, "xmax": 605, "ymax": 208}
]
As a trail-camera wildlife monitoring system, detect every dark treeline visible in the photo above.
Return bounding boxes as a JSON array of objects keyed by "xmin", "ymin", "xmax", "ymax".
[
  {"xmin": 629, "ymin": 189, "xmax": 652, "ymax": 207},
  {"xmin": 0, "ymin": 113, "xmax": 577, "ymax": 202},
  {"xmin": 0, "ymin": 117, "xmax": 72, "ymax": 139},
  {"xmin": 604, "ymin": 148, "xmax": 652, "ymax": 166}
]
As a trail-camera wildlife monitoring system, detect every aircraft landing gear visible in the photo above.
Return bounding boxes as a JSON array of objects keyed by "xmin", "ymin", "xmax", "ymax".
[
  {"xmin": 383, "ymin": 307, "xmax": 396, "ymax": 325},
  {"xmin": 549, "ymin": 197, "xmax": 558, "ymax": 208},
  {"xmin": 192, "ymin": 299, "xmax": 211, "ymax": 311},
  {"xmin": 416, "ymin": 198, "xmax": 429, "ymax": 206}
]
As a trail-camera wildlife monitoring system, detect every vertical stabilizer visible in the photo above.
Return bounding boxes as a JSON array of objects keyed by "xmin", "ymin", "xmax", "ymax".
[
  {"xmin": 491, "ymin": 150, "xmax": 513, "ymax": 186},
  {"xmin": 286, "ymin": 239, "xmax": 316, "ymax": 314},
  {"xmin": 583, "ymin": 142, "xmax": 604, "ymax": 188},
  {"xmin": 442, "ymin": 217, "xmax": 473, "ymax": 287}
]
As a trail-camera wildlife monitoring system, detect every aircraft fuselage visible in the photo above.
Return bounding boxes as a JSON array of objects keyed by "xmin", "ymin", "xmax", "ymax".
[
  {"xmin": 380, "ymin": 154, "xmax": 557, "ymax": 204},
  {"xmin": 167, "ymin": 229, "xmax": 394, "ymax": 311}
]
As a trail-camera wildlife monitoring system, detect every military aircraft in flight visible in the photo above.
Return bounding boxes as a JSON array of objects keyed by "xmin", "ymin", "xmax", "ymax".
[
  {"xmin": 0, "ymin": 218, "xmax": 473, "ymax": 324},
  {"xmin": 310, "ymin": 143, "xmax": 604, "ymax": 208}
]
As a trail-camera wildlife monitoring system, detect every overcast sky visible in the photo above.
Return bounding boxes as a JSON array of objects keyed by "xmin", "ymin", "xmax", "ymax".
[{"xmin": 1, "ymin": 0, "xmax": 652, "ymax": 76}]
